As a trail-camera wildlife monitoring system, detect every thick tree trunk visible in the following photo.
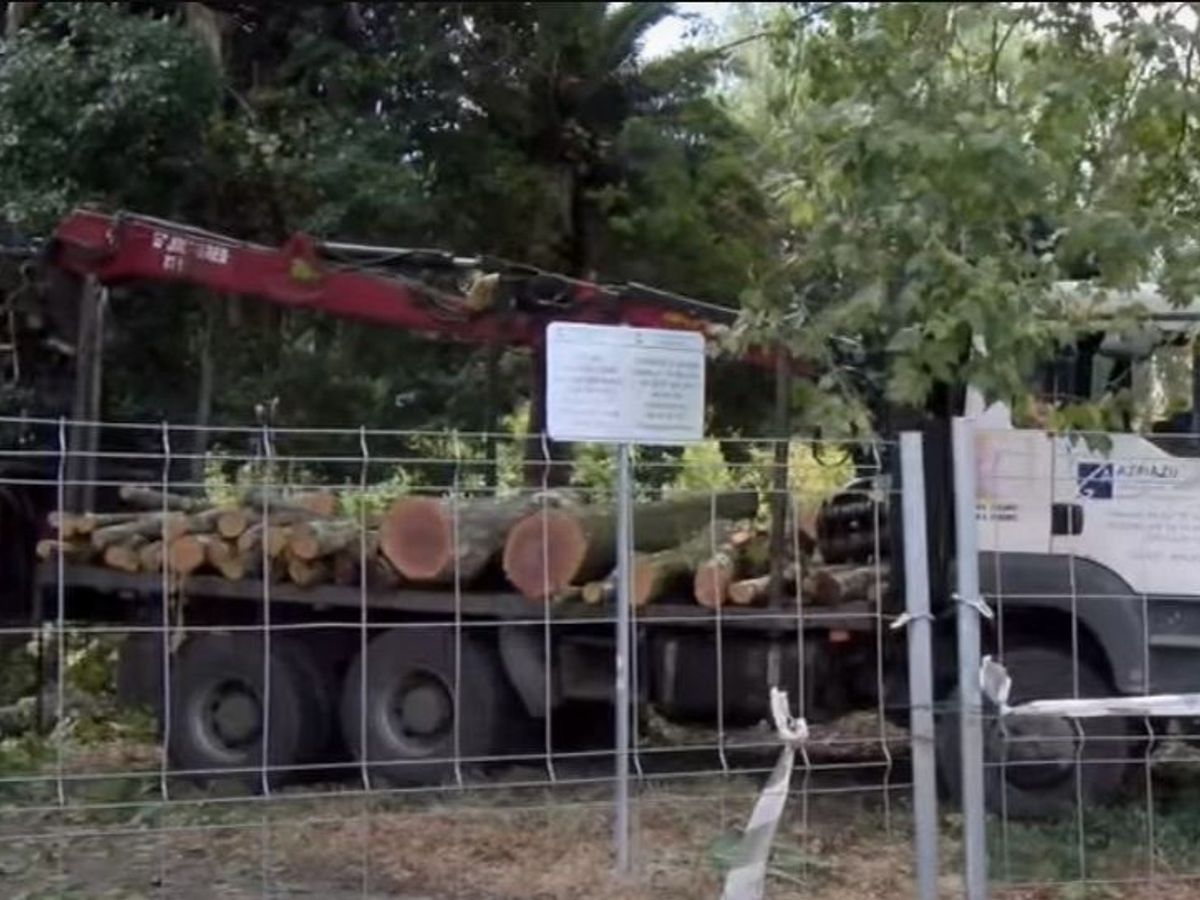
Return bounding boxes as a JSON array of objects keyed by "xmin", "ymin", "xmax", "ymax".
[
  {"xmin": 380, "ymin": 493, "xmax": 557, "ymax": 584},
  {"xmin": 503, "ymin": 491, "xmax": 758, "ymax": 600},
  {"xmin": 5, "ymin": 1, "xmax": 39, "ymax": 36}
]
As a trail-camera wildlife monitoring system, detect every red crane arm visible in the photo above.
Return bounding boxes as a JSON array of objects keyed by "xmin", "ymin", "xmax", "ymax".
[{"xmin": 49, "ymin": 209, "xmax": 791, "ymax": 371}]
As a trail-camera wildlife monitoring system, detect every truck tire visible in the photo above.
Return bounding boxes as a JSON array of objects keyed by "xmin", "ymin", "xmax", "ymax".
[
  {"xmin": 937, "ymin": 644, "xmax": 1131, "ymax": 820},
  {"xmin": 280, "ymin": 636, "xmax": 338, "ymax": 767},
  {"xmin": 167, "ymin": 633, "xmax": 319, "ymax": 791},
  {"xmin": 116, "ymin": 633, "xmax": 165, "ymax": 722},
  {"xmin": 339, "ymin": 627, "xmax": 515, "ymax": 786}
]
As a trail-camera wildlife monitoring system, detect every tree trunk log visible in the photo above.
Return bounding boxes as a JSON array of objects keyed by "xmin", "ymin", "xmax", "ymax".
[
  {"xmin": 36, "ymin": 539, "xmax": 92, "ymax": 563},
  {"xmin": 205, "ymin": 539, "xmax": 249, "ymax": 580},
  {"xmin": 632, "ymin": 521, "xmax": 741, "ymax": 607},
  {"xmin": 692, "ymin": 525, "xmax": 758, "ymax": 608},
  {"xmin": 118, "ymin": 485, "xmax": 202, "ymax": 512},
  {"xmin": 729, "ymin": 563, "xmax": 799, "ymax": 607},
  {"xmin": 240, "ymin": 487, "xmax": 336, "ymax": 518},
  {"xmin": 49, "ymin": 511, "xmax": 138, "ymax": 539},
  {"xmin": 380, "ymin": 493, "xmax": 558, "ymax": 584},
  {"xmin": 216, "ymin": 508, "xmax": 253, "ymax": 539},
  {"xmin": 91, "ymin": 513, "xmax": 190, "ymax": 550},
  {"xmin": 288, "ymin": 520, "xmax": 360, "ymax": 562},
  {"xmin": 235, "ymin": 524, "xmax": 290, "ymax": 559},
  {"xmin": 809, "ymin": 564, "xmax": 886, "ymax": 605},
  {"xmin": 167, "ymin": 535, "xmax": 209, "ymax": 576},
  {"xmin": 103, "ymin": 537, "xmax": 147, "ymax": 574},
  {"xmin": 585, "ymin": 522, "xmax": 739, "ymax": 608},
  {"xmin": 138, "ymin": 540, "xmax": 164, "ymax": 573},
  {"xmin": 503, "ymin": 491, "xmax": 758, "ymax": 600}
]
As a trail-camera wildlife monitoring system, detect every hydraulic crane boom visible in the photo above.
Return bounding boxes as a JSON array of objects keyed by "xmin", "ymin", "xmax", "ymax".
[{"xmin": 48, "ymin": 209, "xmax": 776, "ymax": 363}]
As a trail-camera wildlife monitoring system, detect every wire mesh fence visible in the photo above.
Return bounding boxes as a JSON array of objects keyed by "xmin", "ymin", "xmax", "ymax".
[
  {"xmin": 964, "ymin": 419, "xmax": 1200, "ymax": 900},
  {"xmin": 0, "ymin": 415, "xmax": 927, "ymax": 899}
]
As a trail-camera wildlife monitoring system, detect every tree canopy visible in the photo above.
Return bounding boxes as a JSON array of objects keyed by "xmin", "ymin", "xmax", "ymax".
[
  {"xmin": 729, "ymin": 2, "xmax": 1200, "ymax": 433},
  {"xmin": 3, "ymin": 2, "xmax": 1200, "ymax": 442},
  {"xmin": 0, "ymin": 1, "xmax": 772, "ymax": 439}
]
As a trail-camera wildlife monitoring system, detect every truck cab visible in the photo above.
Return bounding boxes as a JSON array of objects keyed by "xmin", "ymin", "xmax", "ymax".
[{"xmin": 927, "ymin": 283, "xmax": 1200, "ymax": 818}]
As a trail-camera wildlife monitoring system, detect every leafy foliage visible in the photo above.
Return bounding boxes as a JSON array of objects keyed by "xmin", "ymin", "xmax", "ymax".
[
  {"xmin": 730, "ymin": 2, "xmax": 1200, "ymax": 425},
  {"xmin": 0, "ymin": 3, "xmax": 221, "ymax": 228},
  {"xmin": 1, "ymin": 2, "xmax": 776, "ymax": 439}
]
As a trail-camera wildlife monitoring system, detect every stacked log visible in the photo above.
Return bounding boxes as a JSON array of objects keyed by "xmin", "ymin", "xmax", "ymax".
[
  {"xmin": 502, "ymin": 492, "xmax": 759, "ymax": 601},
  {"xmin": 379, "ymin": 492, "xmax": 565, "ymax": 584},
  {"xmin": 39, "ymin": 485, "xmax": 374, "ymax": 587},
  {"xmin": 40, "ymin": 483, "xmax": 886, "ymax": 609}
]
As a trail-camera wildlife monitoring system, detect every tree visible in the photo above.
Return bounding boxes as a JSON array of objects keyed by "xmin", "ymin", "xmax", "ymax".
[
  {"xmin": 0, "ymin": 2, "xmax": 773, "ymax": 469},
  {"xmin": 729, "ymin": 2, "xmax": 1200, "ymax": 433}
]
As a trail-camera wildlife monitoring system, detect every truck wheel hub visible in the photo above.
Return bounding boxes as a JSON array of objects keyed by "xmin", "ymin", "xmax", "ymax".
[
  {"xmin": 208, "ymin": 683, "xmax": 262, "ymax": 749},
  {"xmin": 396, "ymin": 675, "xmax": 452, "ymax": 738}
]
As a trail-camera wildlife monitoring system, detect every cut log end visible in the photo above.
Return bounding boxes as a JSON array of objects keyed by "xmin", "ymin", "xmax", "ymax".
[
  {"xmin": 168, "ymin": 535, "xmax": 207, "ymax": 576},
  {"xmin": 379, "ymin": 496, "xmax": 452, "ymax": 581},
  {"xmin": 103, "ymin": 541, "xmax": 144, "ymax": 574},
  {"xmin": 693, "ymin": 556, "xmax": 734, "ymax": 609},
  {"xmin": 287, "ymin": 556, "xmax": 329, "ymax": 588},
  {"xmin": 502, "ymin": 509, "xmax": 588, "ymax": 601},
  {"xmin": 138, "ymin": 541, "xmax": 164, "ymax": 574},
  {"xmin": 216, "ymin": 508, "xmax": 252, "ymax": 539}
]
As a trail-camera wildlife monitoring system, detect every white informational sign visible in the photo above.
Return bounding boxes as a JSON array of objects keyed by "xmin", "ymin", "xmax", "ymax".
[{"xmin": 545, "ymin": 322, "xmax": 705, "ymax": 444}]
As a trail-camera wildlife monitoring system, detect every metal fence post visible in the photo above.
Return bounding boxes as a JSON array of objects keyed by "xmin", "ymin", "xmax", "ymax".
[
  {"xmin": 900, "ymin": 432, "xmax": 938, "ymax": 900},
  {"xmin": 952, "ymin": 416, "xmax": 988, "ymax": 899},
  {"xmin": 614, "ymin": 441, "xmax": 633, "ymax": 873}
]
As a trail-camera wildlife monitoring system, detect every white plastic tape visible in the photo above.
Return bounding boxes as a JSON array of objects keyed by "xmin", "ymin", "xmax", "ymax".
[
  {"xmin": 981, "ymin": 656, "xmax": 1200, "ymax": 719},
  {"xmin": 720, "ymin": 687, "xmax": 808, "ymax": 900}
]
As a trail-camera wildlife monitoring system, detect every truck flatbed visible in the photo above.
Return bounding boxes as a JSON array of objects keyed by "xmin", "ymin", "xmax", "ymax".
[{"xmin": 37, "ymin": 564, "xmax": 881, "ymax": 633}]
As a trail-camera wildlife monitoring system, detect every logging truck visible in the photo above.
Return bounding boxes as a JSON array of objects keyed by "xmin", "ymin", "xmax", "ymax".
[{"xmin": 6, "ymin": 211, "xmax": 1200, "ymax": 820}]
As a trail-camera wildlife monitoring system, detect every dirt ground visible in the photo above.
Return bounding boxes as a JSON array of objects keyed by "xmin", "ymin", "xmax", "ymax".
[
  {"xmin": 8, "ymin": 728, "xmax": 1200, "ymax": 897},
  {"xmin": 8, "ymin": 789, "xmax": 1200, "ymax": 899}
]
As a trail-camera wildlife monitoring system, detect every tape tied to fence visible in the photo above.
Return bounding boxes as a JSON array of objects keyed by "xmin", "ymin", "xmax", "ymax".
[
  {"xmin": 720, "ymin": 687, "xmax": 809, "ymax": 900},
  {"xmin": 981, "ymin": 656, "xmax": 1200, "ymax": 718}
]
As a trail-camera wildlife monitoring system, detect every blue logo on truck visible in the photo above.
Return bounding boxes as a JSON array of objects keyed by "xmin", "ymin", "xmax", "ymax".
[{"xmin": 1077, "ymin": 462, "xmax": 1113, "ymax": 499}]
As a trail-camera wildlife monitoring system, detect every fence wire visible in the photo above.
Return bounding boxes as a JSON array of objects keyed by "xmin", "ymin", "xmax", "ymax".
[{"xmin": 0, "ymin": 415, "xmax": 922, "ymax": 899}]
